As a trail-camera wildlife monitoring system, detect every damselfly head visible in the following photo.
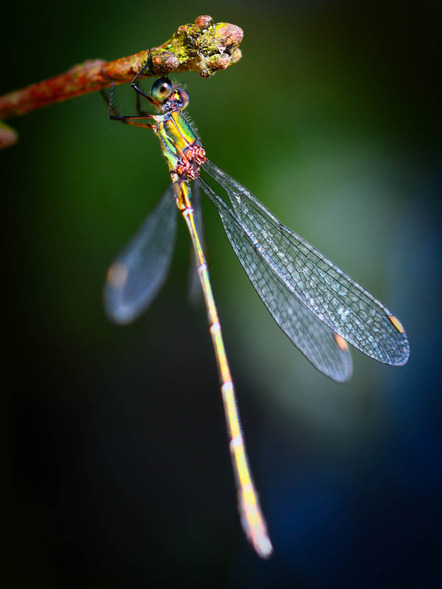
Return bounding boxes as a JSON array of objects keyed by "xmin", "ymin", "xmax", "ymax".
[{"xmin": 151, "ymin": 78, "xmax": 189, "ymax": 112}]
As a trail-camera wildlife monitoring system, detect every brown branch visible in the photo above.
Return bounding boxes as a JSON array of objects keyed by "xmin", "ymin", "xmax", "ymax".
[
  {"xmin": 0, "ymin": 121, "xmax": 18, "ymax": 149},
  {"xmin": 0, "ymin": 15, "xmax": 243, "ymax": 148}
]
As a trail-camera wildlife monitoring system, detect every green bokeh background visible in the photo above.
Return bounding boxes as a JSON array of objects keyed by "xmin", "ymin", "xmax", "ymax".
[{"xmin": 2, "ymin": 1, "xmax": 440, "ymax": 587}]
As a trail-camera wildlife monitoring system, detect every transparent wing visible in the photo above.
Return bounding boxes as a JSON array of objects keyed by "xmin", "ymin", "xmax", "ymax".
[
  {"xmin": 200, "ymin": 176, "xmax": 352, "ymax": 381},
  {"xmin": 202, "ymin": 159, "xmax": 410, "ymax": 367},
  {"xmin": 104, "ymin": 184, "xmax": 177, "ymax": 324}
]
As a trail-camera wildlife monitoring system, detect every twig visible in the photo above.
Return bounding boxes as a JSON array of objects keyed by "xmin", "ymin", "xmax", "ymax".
[
  {"xmin": 0, "ymin": 15, "xmax": 243, "ymax": 148},
  {"xmin": 0, "ymin": 121, "xmax": 18, "ymax": 149}
]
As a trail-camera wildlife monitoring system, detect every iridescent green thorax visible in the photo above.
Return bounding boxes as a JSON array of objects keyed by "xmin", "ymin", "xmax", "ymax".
[{"xmin": 157, "ymin": 111, "xmax": 206, "ymax": 183}]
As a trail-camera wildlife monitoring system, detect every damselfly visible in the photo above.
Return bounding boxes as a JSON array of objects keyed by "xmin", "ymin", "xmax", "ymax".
[{"xmin": 103, "ymin": 63, "xmax": 410, "ymax": 558}]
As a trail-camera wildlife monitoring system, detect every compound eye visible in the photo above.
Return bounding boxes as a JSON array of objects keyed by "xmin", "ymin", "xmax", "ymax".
[{"xmin": 151, "ymin": 78, "xmax": 173, "ymax": 103}]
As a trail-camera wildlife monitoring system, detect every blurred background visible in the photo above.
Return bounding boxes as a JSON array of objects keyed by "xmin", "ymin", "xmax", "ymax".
[{"xmin": 2, "ymin": 1, "xmax": 440, "ymax": 587}]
